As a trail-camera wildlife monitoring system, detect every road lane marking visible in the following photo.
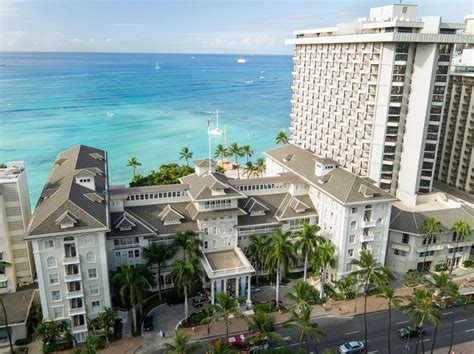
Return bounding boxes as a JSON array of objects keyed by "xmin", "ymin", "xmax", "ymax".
[
  {"xmin": 455, "ymin": 319, "xmax": 467, "ymax": 324},
  {"xmin": 345, "ymin": 330, "xmax": 360, "ymax": 335},
  {"xmin": 396, "ymin": 321, "xmax": 409, "ymax": 325},
  {"xmin": 465, "ymin": 329, "xmax": 474, "ymax": 333},
  {"xmin": 443, "ymin": 311, "xmax": 453, "ymax": 315}
]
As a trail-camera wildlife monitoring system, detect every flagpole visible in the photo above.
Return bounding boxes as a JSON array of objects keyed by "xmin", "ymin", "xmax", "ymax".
[{"xmin": 208, "ymin": 118, "xmax": 212, "ymax": 172}]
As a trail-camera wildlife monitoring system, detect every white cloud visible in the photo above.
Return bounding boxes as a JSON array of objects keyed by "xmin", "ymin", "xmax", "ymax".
[
  {"xmin": 105, "ymin": 38, "xmax": 112, "ymax": 43},
  {"xmin": 111, "ymin": 23, "xmax": 138, "ymax": 27},
  {"xmin": 185, "ymin": 31, "xmax": 278, "ymax": 53}
]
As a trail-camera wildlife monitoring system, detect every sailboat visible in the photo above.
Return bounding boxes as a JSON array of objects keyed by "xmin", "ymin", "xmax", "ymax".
[
  {"xmin": 155, "ymin": 61, "xmax": 160, "ymax": 70},
  {"xmin": 208, "ymin": 110, "xmax": 224, "ymax": 136}
]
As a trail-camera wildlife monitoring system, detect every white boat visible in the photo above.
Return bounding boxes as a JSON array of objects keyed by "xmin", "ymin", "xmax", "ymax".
[
  {"xmin": 106, "ymin": 112, "xmax": 114, "ymax": 118},
  {"xmin": 237, "ymin": 58, "xmax": 247, "ymax": 64},
  {"xmin": 191, "ymin": 56, "xmax": 195, "ymax": 59},
  {"xmin": 155, "ymin": 61, "xmax": 160, "ymax": 69},
  {"xmin": 208, "ymin": 110, "xmax": 223, "ymax": 136}
]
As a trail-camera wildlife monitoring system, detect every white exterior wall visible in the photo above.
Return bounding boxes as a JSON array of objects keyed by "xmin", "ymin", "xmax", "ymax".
[
  {"xmin": 387, "ymin": 230, "xmax": 473, "ymax": 274},
  {"xmin": 32, "ymin": 232, "xmax": 110, "ymax": 342},
  {"xmin": 397, "ymin": 43, "xmax": 438, "ymax": 203},
  {"xmin": 0, "ymin": 164, "xmax": 34, "ymax": 293}
]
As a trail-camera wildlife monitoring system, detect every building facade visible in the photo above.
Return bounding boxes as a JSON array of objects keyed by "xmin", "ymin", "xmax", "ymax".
[
  {"xmin": 0, "ymin": 162, "xmax": 35, "ymax": 293},
  {"xmin": 26, "ymin": 146, "xmax": 112, "ymax": 343},
  {"xmin": 386, "ymin": 195, "xmax": 474, "ymax": 274},
  {"xmin": 285, "ymin": 4, "xmax": 474, "ymax": 203},
  {"xmin": 436, "ymin": 16, "xmax": 474, "ymax": 196}
]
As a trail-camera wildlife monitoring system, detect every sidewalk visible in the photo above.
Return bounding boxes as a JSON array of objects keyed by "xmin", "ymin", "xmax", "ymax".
[{"xmin": 433, "ymin": 340, "xmax": 474, "ymax": 354}]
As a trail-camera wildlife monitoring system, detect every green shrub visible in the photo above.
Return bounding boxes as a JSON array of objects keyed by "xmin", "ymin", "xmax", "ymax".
[
  {"xmin": 463, "ymin": 259, "xmax": 474, "ymax": 268},
  {"xmin": 180, "ymin": 311, "xmax": 209, "ymax": 328},
  {"xmin": 435, "ymin": 263, "xmax": 448, "ymax": 272},
  {"xmin": 15, "ymin": 337, "xmax": 32, "ymax": 346}
]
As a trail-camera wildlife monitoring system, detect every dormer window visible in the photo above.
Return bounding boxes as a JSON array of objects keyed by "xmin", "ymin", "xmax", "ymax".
[
  {"xmin": 159, "ymin": 205, "xmax": 184, "ymax": 226},
  {"xmin": 114, "ymin": 213, "xmax": 136, "ymax": 232},
  {"xmin": 290, "ymin": 198, "xmax": 310, "ymax": 213},
  {"xmin": 56, "ymin": 211, "xmax": 78, "ymax": 229}
]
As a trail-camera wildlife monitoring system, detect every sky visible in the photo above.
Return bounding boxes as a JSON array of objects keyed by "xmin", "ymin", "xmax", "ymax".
[{"xmin": 1, "ymin": 0, "xmax": 473, "ymax": 55}]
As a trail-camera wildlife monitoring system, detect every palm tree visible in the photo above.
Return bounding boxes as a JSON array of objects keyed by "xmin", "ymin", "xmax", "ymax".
[
  {"xmin": 209, "ymin": 292, "xmax": 242, "ymax": 340},
  {"xmin": 179, "ymin": 146, "xmax": 193, "ymax": 167},
  {"xmin": 246, "ymin": 310, "xmax": 281, "ymax": 346},
  {"xmin": 264, "ymin": 228, "xmax": 296, "ymax": 305},
  {"xmin": 96, "ymin": 308, "xmax": 116, "ymax": 343},
  {"xmin": 285, "ymin": 280, "xmax": 319, "ymax": 307},
  {"xmin": 215, "ymin": 165, "xmax": 225, "ymax": 174},
  {"xmin": 228, "ymin": 142, "xmax": 244, "ymax": 178},
  {"xmin": 144, "ymin": 242, "xmax": 176, "ymax": 300},
  {"xmin": 425, "ymin": 272, "xmax": 452, "ymax": 353},
  {"xmin": 112, "ymin": 264, "xmax": 152, "ymax": 332},
  {"xmin": 245, "ymin": 235, "xmax": 268, "ymax": 287},
  {"xmin": 126, "ymin": 156, "xmax": 141, "ymax": 177},
  {"xmin": 419, "ymin": 217, "xmax": 444, "ymax": 273},
  {"xmin": 377, "ymin": 286, "xmax": 403, "ymax": 354},
  {"xmin": 35, "ymin": 320, "xmax": 74, "ymax": 352},
  {"xmin": 171, "ymin": 258, "xmax": 202, "ymax": 320},
  {"xmin": 294, "ymin": 222, "xmax": 321, "ymax": 281},
  {"xmin": 242, "ymin": 144, "xmax": 254, "ymax": 163},
  {"xmin": 207, "ymin": 340, "xmax": 236, "ymax": 354},
  {"xmin": 164, "ymin": 331, "xmax": 200, "ymax": 354},
  {"xmin": 312, "ymin": 239, "xmax": 336, "ymax": 299},
  {"xmin": 449, "ymin": 220, "xmax": 473, "ymax": 275},
  {"xmin": 255, "ymin": 158, "xmax": 266, "ymax": 177},
  {"xmin": 275, "ymin": 129, "xmax": 289, "ymax": 145},
  {"xmin": 173, "ymin": 231, "xmax": 202, "ymax": 260},
  {"xmin": 286, "ymin": 303, "xmax": 326, "ymax": 353},
  {"xmin": 214, "ymin": 144, "xmax": 228, "ymax": 163},
  {"xmin": 350, "ymin": 250, "xmax": 388, "ymax": 352},
  {"xmin": 447, "ymin": 281, "xmax": 465, "ymax": 354},
  {"xmin": 404, "ymin": 288, "xmax": 440, "ymax": 354},
  {"xmin": 243, "ymin": 161, "xmax": 255, "ymax": 178}
]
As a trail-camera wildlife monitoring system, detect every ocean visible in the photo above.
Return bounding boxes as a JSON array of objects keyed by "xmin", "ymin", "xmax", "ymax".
[{"xmin": 0, "ymin": 52, "xmax": 292, "ymax": 205}]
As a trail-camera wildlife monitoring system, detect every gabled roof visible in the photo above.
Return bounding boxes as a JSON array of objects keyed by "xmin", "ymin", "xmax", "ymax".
[
  {"xmin": 113, "ymin": 213, "xmax": 136, "ymax": 229},
  {"xmin": 27, "ymin": 145, "xmax": 109, "ymax": 238},
  {"xmin": 158, "ymin": 204, "xmax": 185, "ymax": 221},
  {"xmin": 74, "ymin": 169, "xmax": 96, "ymax": 178},
  {"xmin": 243, "ymin": 197, "xmax": 269, "ymax": 213},
  {"xmin": 55, "ymin": 210, "xmax": 78, "ymax": 226},
  {"xmin": 107, "ymin": 211, "xmax": 155, "ymax": 238},
  {"xmin": 180, "ymin": 172, "xmax": 245, "ymax": 201},
  {"xmin": 194, "ymin": 159, "xmax": 216, "ymax": 168},
  {"xmin": 275, "ymin": 194, "xmax": 317, "ymax": 221},
  {"xmin": 264, "ymin": 144, "xmax": 397, "ymax": 205},
  {"xmin": 84, "ymin": 192, "xmax": 104, "ymax": 203},
  {"xmin": 390, "ymin": 205, "xmax": 474, "ymax": 235}
]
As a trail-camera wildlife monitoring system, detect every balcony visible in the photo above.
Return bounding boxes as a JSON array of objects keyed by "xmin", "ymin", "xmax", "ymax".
[
  {"xmin": 63, "ymin": 255, "xmax": 80, "ymax": 265},
  {"xmin": 66, "ymin": 289, "xmax": 84, "ymax": 300},
  {"xmin": 68, "ymin": 306, "xmax": 86, "ymax": 317},
  {"xmin": 238, "ymin": 226, "xmax": 278, "ymax": 237},
  {"xmin": 361, "ymin": 219, "xmax": 376, "ymax": 228},
  {"xmin": 71, "ymin": 324, "xmax": 88, "ymax": 334}
]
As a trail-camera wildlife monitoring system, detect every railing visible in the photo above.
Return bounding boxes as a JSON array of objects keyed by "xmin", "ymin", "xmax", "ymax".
[
  {"xmin": 64, "ymin": 272, "xmax": 82, "ymax": 282},
  {"xmin": 238, "ymin": 226, "xmax": 276, "ymax": 237},
  {"xmin": 68, "ymin": 306, "xmax": 86, "ymax": 317},
  {"xmin": 66, "ymin": 289, "xmax": 84, "ymax": 300},
  {"xmin": 63, "ymin": 255, "xmax": 80, "ymax": 265}
]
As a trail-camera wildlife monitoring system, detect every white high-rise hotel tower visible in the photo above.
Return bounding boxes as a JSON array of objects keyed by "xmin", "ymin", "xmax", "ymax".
[{"xmin": 286, "ymin": 4, "xmax": 474, "ymax": 204}]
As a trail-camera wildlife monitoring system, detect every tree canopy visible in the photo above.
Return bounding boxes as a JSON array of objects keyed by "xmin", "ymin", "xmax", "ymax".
[{"xmin": 130, "ymin": 163, "xmax": 194, "ymax": 187}]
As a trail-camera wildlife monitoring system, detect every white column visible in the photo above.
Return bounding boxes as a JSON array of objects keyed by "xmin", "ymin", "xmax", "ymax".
[
  {"xmin": 211, "ymin": 280, "xmax": 215, "ymax": 304},
  {"xmin": 246, "ymin": 275, "xmax": 251, "ymax": 304},
  {"xmin": 223, "ymin": 278, "xmax": 227, "ymax": 294},
  {"xmin": 235, "ymin": 277, "xmax": 239, "ymax": 298}
]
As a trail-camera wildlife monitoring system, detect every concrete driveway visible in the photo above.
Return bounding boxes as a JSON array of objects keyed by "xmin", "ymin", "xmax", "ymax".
[{"xmin": 138, "ymin": 299, "xmax": 199, "ymax": 354}]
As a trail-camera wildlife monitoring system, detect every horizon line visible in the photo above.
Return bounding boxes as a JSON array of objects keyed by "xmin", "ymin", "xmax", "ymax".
[{"xmin": 0, "ymin": 50, "xmax": 293, "ymax": 56}]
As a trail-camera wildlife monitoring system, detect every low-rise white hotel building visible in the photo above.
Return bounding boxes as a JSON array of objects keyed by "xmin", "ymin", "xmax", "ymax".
[
  {"xmin": 26, "ymin": 146, "xmax": 112, "ymax": 343},
  {"xmin": 286, "ymin": 4, "xmax": 474, "ymax": 203}
]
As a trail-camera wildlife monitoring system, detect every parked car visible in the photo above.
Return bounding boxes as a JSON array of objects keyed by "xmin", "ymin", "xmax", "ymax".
[
  {"xmin": 398, "ymin": 326, "xmax": 424, "ymax": 339},
  {"xmin": 143, "ymin": 316, "xmax": 154, "ymax": 331},
  {"xmin": 192, "ymin": 296, "xmax": 209, "ymax": 308},
  {"xmin": 339, "ymin": 341, "xmax": 364, "ymax": 353},
  {"xmin": 251, "ymin": 286, "xmax": 261, "ymax": 293}
]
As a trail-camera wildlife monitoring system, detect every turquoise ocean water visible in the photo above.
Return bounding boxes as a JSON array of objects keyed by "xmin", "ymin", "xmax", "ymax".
[{"xmin": 0, "ymin": 52, "xmax": 292, "ymax": 205}]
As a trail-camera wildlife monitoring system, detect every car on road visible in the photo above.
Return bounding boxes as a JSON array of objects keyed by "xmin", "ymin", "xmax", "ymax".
[
  {"xmin": 398, "ymin": 326, "xmax": 424, "ymax": 339},
  {"xmin": 251, "ymin": 286, "xmax": 261, "ymax": 293},
  {"xmin": 143, "ymin": 315, "xmax": 154, "ymax": 331},
  {"xmin": 192, "ymin": 296, "xmax": 209, "ymax": 308},
  {"xmin": 339, "ymin": 341, "xmax": 365, "ymax": 353}
]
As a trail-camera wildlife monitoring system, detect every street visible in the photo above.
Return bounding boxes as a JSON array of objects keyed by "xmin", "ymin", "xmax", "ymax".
[{"xmin": 181, "ymin": 304, "xmax": 474, "ymax": 353}]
